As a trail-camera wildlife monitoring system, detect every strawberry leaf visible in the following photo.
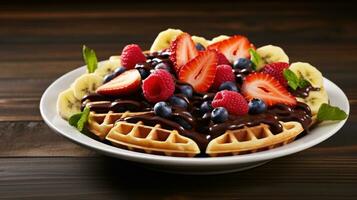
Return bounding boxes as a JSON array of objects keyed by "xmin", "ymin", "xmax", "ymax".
[
  {"xmin": 83, "ymin": 45, "xmax": 98, "ymax": 73},
  {"xmin": 317, "ymin": 103, "xmax": 348, "ymax": 121}
]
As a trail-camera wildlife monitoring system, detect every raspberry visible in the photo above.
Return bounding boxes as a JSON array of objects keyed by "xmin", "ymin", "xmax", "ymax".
[
  {"xmin": 261, "ymin": 62, "xmax": 289, "ymax": 87},
  {"xmin": 212, "ymin": 90, "xmax": 248, "ymax": 115},
  {"xmin": 142, "ymin": 69, "xmax": 175, "ymax": 103},
  {"xmin": 121, "ymin": 44, "xmax": 146, "ymax": 69},
  {"xmin": 217, "ymin": 52, "xmax": 231, "ymax": 65},
  {"xmin": 211, "ymin": 64, "xmax": 235, "ymax": 89}
]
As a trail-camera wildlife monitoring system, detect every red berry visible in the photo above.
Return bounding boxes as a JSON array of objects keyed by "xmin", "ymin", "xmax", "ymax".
[
  {"xmin": 169, "ymin": 33, "xmax": 198, "ymax": 73},
  {"xmin": 217, "ymin": 52, "xmax": 231, "ymax": 65},
  {"xmin": 207, "ymin": 35, "xmax": 253, "ymax": 63},
  {"xmin": 212, "ymin": 64, "xmax": 235, "ymax": 89},
  {"xmin": 179, "ymin": 50, "xmax": 218, "ymax": 93},
  {"xmin": 212, "ymin": 90, "xmax": 248, "ymax": 115},
  {"xmin": 96, "ymin": 69, "xmax": 141, "ymax": 95},
  {"xmin": 241, "ymin": 72, "xmax": 297, "ymax": 106},
  {"xmin": 142, "ymin": 69, "xmax": 175, "ymax": 103},
  {"xmin": 121, "ymin": 44, "xmax": 146, "ymax": 69},
  {"xmin": 261, "ymin": 62, "xmax": 289, "ymax": 87}
]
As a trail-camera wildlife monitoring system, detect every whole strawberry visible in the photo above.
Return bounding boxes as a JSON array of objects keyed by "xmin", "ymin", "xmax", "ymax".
[
  {"xmin": 121, "ymin": 44, "xmax": 146, "ymax": 69},
  {"xmin": 212, "ymin": 90, "xmax": 248, "ymax": 116},
  {"xmin": 211, "ymin": 64, "xmax": 235, "ymax": 89},
  {"xmin": 261, "ymin": 62, "xmax": 289, "ymax": 87}
]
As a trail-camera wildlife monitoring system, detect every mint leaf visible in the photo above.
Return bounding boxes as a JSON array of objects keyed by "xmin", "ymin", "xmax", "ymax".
[
  {"xmin": 69, "ymin": 113, "xmax": 82, "ymax": 127},
  {"xmin": 77, "ymin": 107, "xmax": 90, "ymax": 132},
  {"xmin": 299, "ymin": 79, "xmax": 310, "ymax": 88},
  {"xmin": 82, "ymin": 45, "xmax": 98, "ymax": 73},
  {"xmin": 283, "ymin": 69, "xmax": 300, "ymax": 90},
  {"xmin": 249, "ymin": 48, "xmax": 264, "ymax": 71},
  {"xmin": 317, "ymin": 103, "xmax": 348, "ymax": 121}
]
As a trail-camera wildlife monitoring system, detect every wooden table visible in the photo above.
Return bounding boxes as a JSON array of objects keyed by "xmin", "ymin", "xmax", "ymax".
[{"xmin": 0, "ymin": 1, "xmax": 356, "ymax": 199}]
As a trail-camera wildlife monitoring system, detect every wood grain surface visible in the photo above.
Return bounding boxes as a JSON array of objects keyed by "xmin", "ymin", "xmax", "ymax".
[{"xmin": 0, "ymin": 1, "xmax": 356, "ymax": 199}]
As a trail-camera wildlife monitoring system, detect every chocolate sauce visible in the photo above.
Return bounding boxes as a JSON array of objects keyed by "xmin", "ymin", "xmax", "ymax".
[{"xmin": 290, "ymin": 83, "xmax": 320, "ymax": 98}]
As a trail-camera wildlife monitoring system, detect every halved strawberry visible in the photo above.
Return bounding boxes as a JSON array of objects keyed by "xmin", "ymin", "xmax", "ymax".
[
  {"xmin": 179, "ymin": 50, "xmax": 218, "ymax": 93},
  {"xmin": 241, "ymin": 72, "xmax": 297, "ymax": 106},
  {"xmin": 207, "ymin": 35, "xmax": 253, "ymax": 63},
  {"xmin": 96, "ymin": 69, "xmax": 141, "ymax": 95},
  {"xmin": 169, "ymin": 32, "xmax": 198, "ymax": 73}
]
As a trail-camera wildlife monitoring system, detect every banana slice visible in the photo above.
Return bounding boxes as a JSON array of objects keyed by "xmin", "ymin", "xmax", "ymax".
[
  {"xmin": 191, "ymin": 36, "xmax": 209, "ymax": 47},
  {"xmin": 256, "ymin": 45, "xmax": 289, "ymax": 64},
  {"xmin": 289, "ymin": 62, "xmax": 323, "ymax": 88},
  {"xmin": 297, "ymin": 87, "xmax": 328, "ymax": 115},
  {"xmin": 209, "ymin": 35, "xmax": 230, "ymax": 45},
  {"xmin": 109, "ymin": 55, "xmax": 121, "ymax": 63},
  {"xmin": 72, "ymin": 73, "xmax": 103, "ymax": 100},
  {"xmin": 57, "ymin": 89, "xmax": 81, "ymax": 120},
  {"xmin": 94, "ymin": 59, "xmax": 121, "ymax": 77},
  {"xmin": 150, "ymin": 28, "xmax": 183, "ymax": 52}
]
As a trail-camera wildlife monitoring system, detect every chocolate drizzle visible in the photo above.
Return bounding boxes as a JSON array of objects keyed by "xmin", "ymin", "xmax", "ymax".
[{"xmin": 289, "ymin": 83, "xmax": 320, "ymax": 98}]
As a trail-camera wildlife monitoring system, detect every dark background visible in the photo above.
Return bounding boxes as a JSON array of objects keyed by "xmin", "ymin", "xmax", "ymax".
[{"xmin": 0, "ymin": 1, "xmax": 356, "ymax": 199}]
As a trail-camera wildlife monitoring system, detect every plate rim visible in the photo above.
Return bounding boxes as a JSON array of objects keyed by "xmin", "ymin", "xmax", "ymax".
[{"xmin": 40, "ymin": 64, "xmax": 350, "ymax": 166}]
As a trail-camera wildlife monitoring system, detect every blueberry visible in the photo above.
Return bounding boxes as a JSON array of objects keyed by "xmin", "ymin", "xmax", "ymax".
[
  {"xmin": 137, "ymin": 68, "xmax": 150, "ymax": 79},
  {"xmin": 154, "ymin": 62, "xmax": 173, "ymax": 73},
  {"xmin": 178, "ymin": 85, "xmax": 193, "ymax": 98},
  {"xmin": 173, "ymin": 116, "xmax": 192, "ymax": 129},
  {"xmin": 200, "ymin": 101, "xmax": 212, "ymax": 114},
  {"xmin": 218, "ymin": 81, "xmax": 238, "ymax": 92},
  {"xmin": 154, "ymin": 102, "xmax": 172, "ymax": 118},
  {"xmin": 113, "ymin": 66, "xmax": 126, "ymax": 76},
  {"xmin": 169, "ymin": 96, "xmax": 188, "ymax": 109},
  {"xmin": 195, "ymin": 43, "xmax": 205, "ymax": 51},
  {"xmin": 211, "ymin": 107, "xmax": 229, "ymax": 123},
  {"xmin": 248, "ymin": 98, "xmax": 267, "ymax": 114},
  {"xmin": 103, "ymin": 73, "xmax": 117, "ymax": 84},
  {"xmin": 233, "ymin": 58, "xmax": 252, "ymax": 69}
]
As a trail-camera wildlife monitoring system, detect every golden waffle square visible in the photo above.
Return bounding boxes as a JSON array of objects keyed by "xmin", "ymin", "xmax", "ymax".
[
  {"xmin": 106, "ymin": 121, "xmax": 200, "ymax": 157},
  {"xmin": 206, "ymin": 121, "xmax": 303, "ymax": 157}
]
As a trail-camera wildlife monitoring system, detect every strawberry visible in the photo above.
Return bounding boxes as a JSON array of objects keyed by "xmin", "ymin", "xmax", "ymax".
[
  {"xmin": 261, "ymin": 62, "xmax": 289, "ymax": 87},
  {"xmin": 207, "ymin": 35, "xmax": 253, "ymax": 63},
  {"xmin": 217, "ymin": 52, "xmax": 231, "ymax": 65},
  {"xmin": 241, "ymin": 72, "xmax": 297, "ymax": 106},
  {"xmin": 211, "ymin": 64, "xmax": 235, "ymax": 89},
  {"xmin": 121, "ymin": 44, "xmax": 146, "ymax": 69},
  {"xmin": 96, "ymin": 69, "xmax": 141, "ymax": 95},
  {"xmin": 169, "ymin": 32, "xmax": 198, "ymax": 73},
  {"xmin": 179, "ymin": 50, "xmax": 218, "ymax": 93}
]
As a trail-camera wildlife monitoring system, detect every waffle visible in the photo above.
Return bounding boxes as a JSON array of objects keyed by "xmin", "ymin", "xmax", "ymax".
[
  {"xmin": 106, "ymin": 121, "xmax": 200, "ymax": 157},
  {"xmin": 206, "ymin": 121, "xmax": 303, "ymax": 157},
  {"xmin": 87, "ymin": 111, "xmax": 149, "ymax": 140}
]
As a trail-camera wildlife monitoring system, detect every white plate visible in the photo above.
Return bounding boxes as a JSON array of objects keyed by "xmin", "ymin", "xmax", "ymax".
[{"xmin": 40, "ymin": 63, "xmax": 349, "ymax": 174}]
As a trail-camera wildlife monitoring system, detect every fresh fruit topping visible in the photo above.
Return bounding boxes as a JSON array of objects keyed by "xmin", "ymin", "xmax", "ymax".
[
  {"xmin": 169, "ymin": 96, "xmax": 188, "ymax": 109},
  {"xmin": 218, "ymin": 81, "xmax": 238, "ymax": 92},
  {"xmin": 195, "ymin": 43, "xmax": 206, "ymax": 51},
  {"xmin": 262, "ymin": 62, "xmax": 289, "ymax": 87},
  {"xmin": 114, "ymin": 66, "xmax": 126, "ymax": 75},
  {"xmin": 150, "ymin": 28, "xmax": 183, "ymax": 52},
  {"xmin": 82, "ymin": 45, "xmax": 98, "ymax": 73},
  {"xmin": 211, "ymin": 107, "xmax": 229, "ymax": 123},
  {"xmin": 178, "ymin": 84, "xmax": 193, "ymax": 98},
  {"xmin": 103, "ymin": 73, "xmax": 117, "ymax": 84},
  {"xmin": 72, "ymin": 74, "xmax": 103, "ymax": 100},
  {"xmin": 217, "ymin": 52, "xmax": 231, "ymax": 65},
  {"xmin": 137, "ymin": 68, "xmax": 150, "ymax": 79},
  {"xmin": 179, "ymin": 50, "xmax": 218, "ymax": 93},
  {"xmin": 142, "ymin": 69, "xmax": 175, "ymax": 103},
  {"xmin": 207, "ymin": 35, "xmax": 252, "ymax": 63},
  {"xmin": 241, "ymin": 73, "xmax": 297, "ymax": 106},
  {"xmin": 289, "ymin": 62, "xmax": 323, "ymax": 88},
  {"xmin": 154, "ymin": 62, "xmax": 174, "ymax": 73},
  {"xmin": 233, "ymin": 58, "xmax": 252, "ymax": 70},
  {"xmin": 256, "ymin": 45, "xmax": 289, "ymax": 65},
  {"xmin": 57, "ymin": 88, "xmax": 81, "ymax": 120},
  {"xmin": 96, "ymin": 69, "xmax": 141, "ymax": 96},
  {"xmin": 121, "ymin": 44, "xmax": 146, "ymax": 69},
  {"xmin": 212, "ymin": 90, "xmax": 248, "ymax": 115},
  {"xmin": 192, "ymin": 35, "xmax": 209, "ymax": 48},
  {"xmin": 249, "ymin": 48, "xmax": 265, "ymax": 71},
  {"xmin": 212, "ymin": 64, "xmax": 235, "ymax": 89},
  {"xmin": 169, "ymin": 32, "xmax": 199, "ymax": 73},
  {"xmin": 200, "ymin": 101, "xmax": 213, "ymax": 114},
  {"xmin": 154, "ymin": 101, "xmax": 172, "ymax": 118},
  {"xmin": 248, "ymin": 98, "xmax": 267, "ymax": 114}
]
